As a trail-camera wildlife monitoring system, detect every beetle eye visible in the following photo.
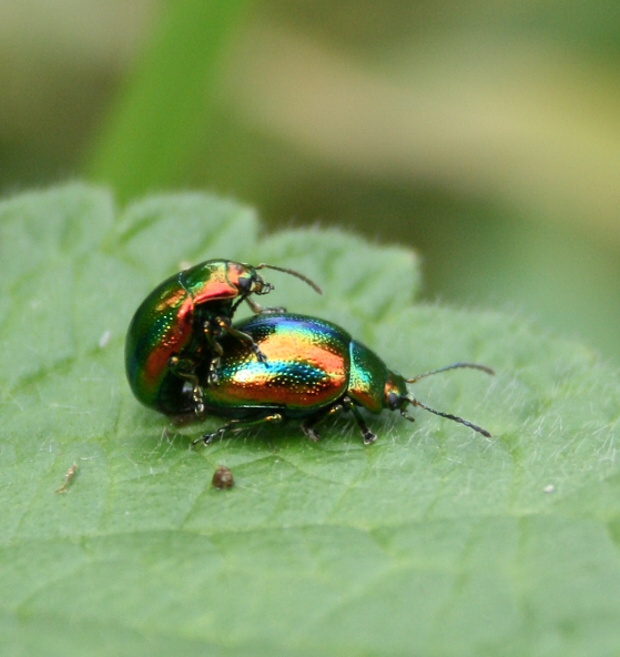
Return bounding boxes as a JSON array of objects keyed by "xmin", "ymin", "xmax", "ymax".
[
  {"xmin": 237, "ymin": 275, "xmax": 253, "ymax": 292},
  {"xmin": 387, "ymin": 391, "xmax": 399, "ymax": 410}
]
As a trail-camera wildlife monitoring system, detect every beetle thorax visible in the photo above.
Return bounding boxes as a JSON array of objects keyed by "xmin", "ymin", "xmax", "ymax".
[{"xmin": 384, "ymin": 372, "xmax": 409, "ymax": 411}]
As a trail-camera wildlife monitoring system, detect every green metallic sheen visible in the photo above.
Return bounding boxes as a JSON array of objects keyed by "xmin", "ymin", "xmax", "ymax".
[
  {"xmin": 192, "ymin": 312, "xmax": 492, "ymax": 445},
  {"xmin": 199, "ymin": 313, "xmax": 352, "ymax": 415},
  {"xmin": 125, "ymin": 259, "xmax": 274, "ymax": 414},
  {"xmin": 194, "ymin": 312, "xmax": 410, "ymax": 444},
  {"xmin": 348, "ymin": 339, "xmax": 391, "ymax": 413}
]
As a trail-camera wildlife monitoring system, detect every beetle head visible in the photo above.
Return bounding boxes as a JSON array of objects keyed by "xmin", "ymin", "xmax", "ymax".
[
  {"xmin": 385, "ymin": 363, "xmax": 493, "ymax": 437},
  {"xmin": 226, "ymin": 262, "xmax": 273, "ymax": 298}
]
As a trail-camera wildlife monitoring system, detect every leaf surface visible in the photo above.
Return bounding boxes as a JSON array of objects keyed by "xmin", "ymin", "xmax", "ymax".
[{"xmin": 1, "ymin": 185, "xmax": 619, "ymax": 657}]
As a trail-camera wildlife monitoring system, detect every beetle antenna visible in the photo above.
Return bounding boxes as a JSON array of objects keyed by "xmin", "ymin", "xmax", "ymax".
[
  {"xmin": 406, "ymin": 362, "xmax": 494, "ymax": 384},
  {"xmin": 406, "ymin": 395, "xmax": 491, "ymax": 437},
  {"xmin": 256, "ymin": 263, "xmax": 322, "ymax": 295}
]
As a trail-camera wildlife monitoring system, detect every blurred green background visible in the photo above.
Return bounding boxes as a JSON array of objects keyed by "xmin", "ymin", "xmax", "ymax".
[{"xmin": 2, "ymin": 0, "xmax": 619, "ymax": 363}]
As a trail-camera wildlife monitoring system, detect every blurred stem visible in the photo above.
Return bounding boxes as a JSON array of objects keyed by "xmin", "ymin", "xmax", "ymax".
[{"xmin": 86, "ymin": 0, "xmax": 251, "ymax": 204}]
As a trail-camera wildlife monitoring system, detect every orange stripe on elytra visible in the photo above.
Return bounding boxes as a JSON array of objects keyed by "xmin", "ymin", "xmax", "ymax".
[
  {"xmin": 209, "ymin": 331, "xmax": 348, "ymax": 407},
  {"xmin": 143, "ymin": 295, "xmax": 194, "ymax": 389},
  {"xmin": 258, "ymin": 332, "xmax": 345, "ymax": 373}
]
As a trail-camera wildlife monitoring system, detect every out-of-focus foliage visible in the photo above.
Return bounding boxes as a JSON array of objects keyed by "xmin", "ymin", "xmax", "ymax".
[{"xmin": 1, "ymin": 0, "xmax": 619, "ymax": 362}]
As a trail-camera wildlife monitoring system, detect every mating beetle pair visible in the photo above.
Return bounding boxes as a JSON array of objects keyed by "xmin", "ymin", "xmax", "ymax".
[
  {"xmin": 125, "ymin": 259, "xmax": 493, "ymax": 444},
  {"xmin": 125, "ymin": 259, "xmax": 320, "ymax": 416}
]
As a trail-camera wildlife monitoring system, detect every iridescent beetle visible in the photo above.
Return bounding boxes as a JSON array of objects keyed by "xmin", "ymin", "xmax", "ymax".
[
  {"xmin": 125, "ymin": 260, "xmax": 320, "ymax": 416},
  {"xmin": 186, "ymin": 312, "xmax": 493, "ymax": 445}
]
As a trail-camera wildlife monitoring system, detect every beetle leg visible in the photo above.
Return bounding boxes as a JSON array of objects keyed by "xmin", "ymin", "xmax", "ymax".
[
  {"xmin": 301, "ymin": 425, "xmax": 320, "ymax": 442},
  {"xmin": 301, "ymin": 404, "xmax": 344, "ymax": 442},
  {"xmin": 168, "ymin": 355, "xmax": 205, "ymax": 415},
  {"xmin": 342, "ymin": 396, "xmax": 377, "ymax": 445},
  {"xmin": 244, "ymin": 295, "xmax": 263, "ymax": 314},
  {"xmin": 228, "ymin": 327, "xmax": 268, "ymax": 363},
  {"xmin": 258, "ymin": 305, "xmax": 287, "ymax": 315},
  {"xmin": 218, "ymin": 318, "xmax": 269, "ymax": 364},
  {"xmin": 194, "ymin": 413, "xmax": 284, "ymax": 446},
  {"xmin": 203, "ymin": 316, "xmax": 269, "ymax": 383},
  {"xmin": 201, "ymin": 321, "xmax": 226, "ymax": 384},
  {"xmin": 206, "ymin": 317, "xmax": 269, "ymax": 366},
  {"xmin": 243, "ymin": 298, "xmax": 286, "ymax": 315},
  {"xmin": 239, "ymin": 289, "xmax": 286, "ymax": 315}
]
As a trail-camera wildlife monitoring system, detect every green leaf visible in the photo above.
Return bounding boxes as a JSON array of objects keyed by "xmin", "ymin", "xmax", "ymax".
[{"xmin": 1, "ymin": 185, "xmax": 619, "ymax": 657}]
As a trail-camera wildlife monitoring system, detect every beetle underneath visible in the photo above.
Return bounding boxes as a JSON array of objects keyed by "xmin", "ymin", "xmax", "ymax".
[{"xmin": 188, "ymin": 312, "xmax": 493, "ymax": 445}]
